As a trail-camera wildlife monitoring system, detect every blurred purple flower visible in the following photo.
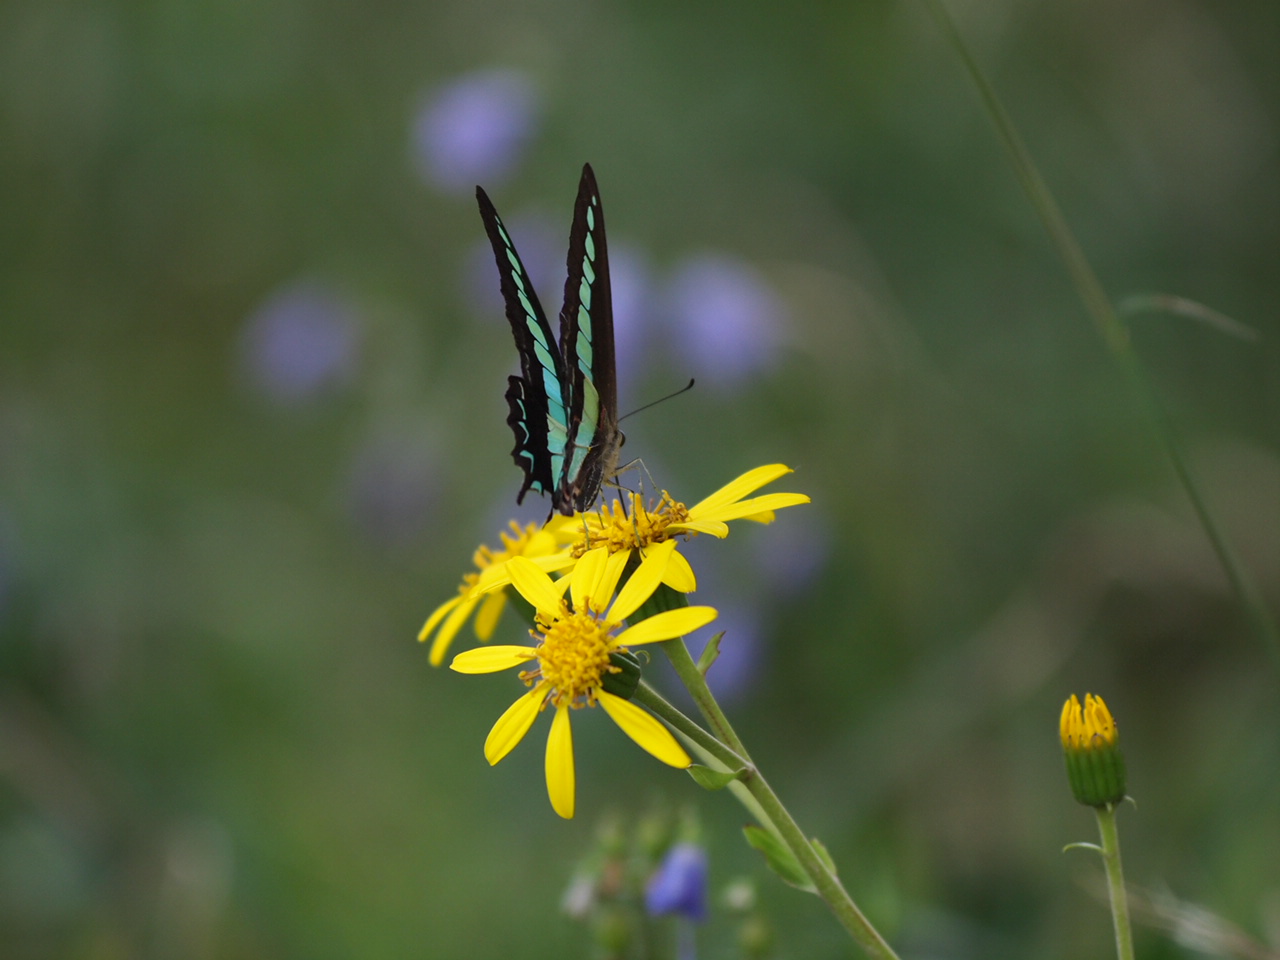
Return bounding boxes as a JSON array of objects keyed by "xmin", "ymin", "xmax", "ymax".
[
  {"xmin": 663, "ymin": 254, "xmax": 785, "ymax": 391},
  {"xmin": 646, "ymin": 842, "xmax": 709, "ymax": 922},
  {"xmin": 345, "ymin": 437, "xmax": 439, "ymax": 545},
  {"xmin": 413, "ymin": 68, "xmax": 539, "ymax": 193},
  {"xmin": 240, "ymin": 282, "xmax": 359, "ymax": 405}
]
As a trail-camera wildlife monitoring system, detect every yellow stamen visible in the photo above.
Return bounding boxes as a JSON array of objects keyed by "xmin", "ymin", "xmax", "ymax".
[
  {"xmin": 519, "ymin": 608, "xmax": 620, "ymax": 708},
  {"xmin": 572, "ymin": 492, "xmax": 693, "ymax": 558}
]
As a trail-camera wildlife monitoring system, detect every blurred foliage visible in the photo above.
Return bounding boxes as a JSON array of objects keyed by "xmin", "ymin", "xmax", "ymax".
[{"xmin": 2, "ymin": 0, "xmax": 1279, "ymax": 957}]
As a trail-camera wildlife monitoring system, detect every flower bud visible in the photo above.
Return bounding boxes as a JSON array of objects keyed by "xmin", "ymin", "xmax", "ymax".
[{"xmin": 1060, "ymin": 693, "xmax": 1127, "ymax": 806}]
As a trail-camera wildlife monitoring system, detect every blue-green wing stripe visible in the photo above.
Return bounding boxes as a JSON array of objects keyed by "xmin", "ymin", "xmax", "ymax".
[
  {"xmin": 553, "ymin": 163, "xmax": 621, "ymax": 513},
  {"xmin": 477, "ymin": 185, "xmax": 566, "ymax": 502}
]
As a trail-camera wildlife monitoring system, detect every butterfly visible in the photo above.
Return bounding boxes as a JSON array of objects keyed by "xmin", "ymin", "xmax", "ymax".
[{"xmin": 476, "ymin": 163, "xmax": 623, "ymax": 516}]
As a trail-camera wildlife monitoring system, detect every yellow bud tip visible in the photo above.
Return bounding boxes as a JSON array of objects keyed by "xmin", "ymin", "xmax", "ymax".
[
  {"xmin": 1060, "ymin": 692, "xmax": 1119, "ymax": 750},
  {"xmin": 1059, "ymin": 693, "xmax": 1079, "ymax": 747}
]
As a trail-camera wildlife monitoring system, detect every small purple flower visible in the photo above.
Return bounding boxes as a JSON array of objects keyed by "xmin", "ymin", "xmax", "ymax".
[
  {"xmin": 413, "ymin": 68, "xmax": 539, "ymax": 193},
  {"xmin": 646, "ymin": 842, "xmax": 709, "ymax": 922},
  {"xmin": 663, "ymin": 254, "xmax": 785, "ymax": 391},
  {"xmin": 240, "ymin": 282, "xmax": 359, "ymax": 405}
]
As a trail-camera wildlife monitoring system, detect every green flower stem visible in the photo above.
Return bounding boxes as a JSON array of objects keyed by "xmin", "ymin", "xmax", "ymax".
[
  {"xmin": 661, "ymin": 637, "xmax": 749, "ymax": 757},
  {"xmin": 660, "ymin": 637, "xmax": 902, "ymax": 960},
  {"xmin": 1094, "ymin": 804, "xmax": 1135, "ymax": 960},
  {"xmin": 632, "ymin": 680, "xmax": 745, "ymax": 771},
  {"xmin": 923, "ymin": 0, "xmax": 1280, "ymax": 673}
]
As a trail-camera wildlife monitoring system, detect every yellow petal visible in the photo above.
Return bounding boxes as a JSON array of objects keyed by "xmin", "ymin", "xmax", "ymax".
[
  {"xmin": 542, "ymin": 514, "xmax": 582, "ymax": 544},
  {"xmin": 506, "ymin": 555, "xmax": 564, "ymax": 615},
  {"xmin": 522, "ymin": 525, "xmax": 561, "ymax": 556},
  {"xmin": 474, "ymin": 591, "xmax": 507, "ymax": 641},
  {"xmin": 427, "ymin": 595, "xmax": 480, "ymax": 666},
  {"xmin": 418, "ymin": 593, "xmax": 463, "ymax": 642},
  {"xmin": 697, "ymin": 492, "xmax": 810, "ymax": 523},
  {"xmin": 471, "ymin": 561, "xmax": 511, "ymax": 595},
  {"xmin": 598, "ymin": 691, "xmax": 691, "ymax": 767},
  {"xmin": 1060, "ymin": 695, "xmax": 1080, "ymax": 747},
  {"xmin": 666, "ymin": 519, "xmax": 730, "ymax": 539},
  {"xmin": 661, "ymin": 549, "xmax": 697, "ymax": 593},
  {"xmin": 450, "ymin": 645, "xmax": 537, "ymax": 673},
  {"xmin": 545, "ymin": 704, "xmax": 575, "ymax": 819},
  {"xmin": 472, "ymin": 551, "xmax": 575, "ymax": 596},
  {"xmin": 609, "ymin": 540, "xmax": 677, "ymax": 622},
  {"xmin": 484, "ymin": 686, "xmax": 545, "ymax": 765},
  {"xmin": 687, "ymin": 464, "xmax": 792, "ymax": 516},
  {"xmin": 615, "ymin": 606, "xmax": 718, "ymax": 646},
  {"xmin": 595, "ymin": 548, "xmax": 632, "ymax": 614},
  {"xmin": 570, "ymin": 546, "xmax": 609, "ymax": 613}
]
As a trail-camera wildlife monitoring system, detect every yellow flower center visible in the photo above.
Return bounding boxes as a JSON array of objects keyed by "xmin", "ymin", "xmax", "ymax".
[
  {"xmin": 520, "ymin": 606, "xmax": 620, "ymax": 708},
  {"xmin": 572, "ymin": 492, "xmax": 692, "ymax": 558}
]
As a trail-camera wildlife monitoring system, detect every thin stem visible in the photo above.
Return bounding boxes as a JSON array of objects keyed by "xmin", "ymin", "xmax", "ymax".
[
  {"xmin": 633, "ymin": 680, "xmax": 782, "ymax": 845},
  {"xmin": 660, "ymin": 638, "xmax": 748, "ymax": 756},
  {"xmin": 632, "ymin": 680, "xmax": 745, "ymax": 771},
  {"xmin": 923, "ymin": 0, "xmax": 1280, "ymax": 673},
  {"xmin": 660, "ymin": 637, "xmax": 902, "ymax": 960},
  {"xmin": 1094, "ymin": 805, "xmax": 1135, "ymax": 960}
]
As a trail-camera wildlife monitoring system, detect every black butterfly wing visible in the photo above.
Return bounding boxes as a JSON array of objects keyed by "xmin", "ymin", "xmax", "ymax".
[
  {"xmin": 475, "ymin": 185, "xmax": 570, "ymax": 505},
  {"xmin": 553, "ymin": 163, "xmax": 623, "ymax": 513}
]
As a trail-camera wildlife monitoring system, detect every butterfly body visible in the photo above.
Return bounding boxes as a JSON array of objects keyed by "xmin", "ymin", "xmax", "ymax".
[{"xmin": 477, "ymin": 164, "xmax": 622, "ymax": 515}]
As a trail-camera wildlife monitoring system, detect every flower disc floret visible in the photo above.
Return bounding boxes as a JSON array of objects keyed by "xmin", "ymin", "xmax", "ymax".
[
  {"xmin": 574, "ymin": 493, "xmax": 691, "ymax": 558},
  {"xmin": 524, "ymin": 608, "xmax": 619, "ymax": 708},
  {"xmin": 471, "ymin": 464, "xmax": 810, "ymax": 599}
]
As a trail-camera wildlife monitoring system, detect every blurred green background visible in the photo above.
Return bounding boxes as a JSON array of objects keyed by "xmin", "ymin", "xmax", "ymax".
[{"xmin": 2, "ymin": 0, "xmax": 1279, "ymax": 957}]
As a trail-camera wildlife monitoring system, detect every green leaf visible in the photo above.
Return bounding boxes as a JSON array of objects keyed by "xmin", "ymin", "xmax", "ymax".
[
  {"xmin": 695, "ymin": 631, "xmax": 725, "ymax": 675},
  {"xmin": 742, "ymin": 825, "xmax": 814, "ymax": 891},
  {"xmin": 686, "ymin": 764, "xmax": 745, "ymax": 790},
  {"xmin": 810, "ymin": 836, "xmax": 837, "ymax": 877}
]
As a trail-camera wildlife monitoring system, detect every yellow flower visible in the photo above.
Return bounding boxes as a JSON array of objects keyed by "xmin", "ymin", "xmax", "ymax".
[
  {"xmin": 451, "ymin": 539, "xmax": 717, "ymax": 818},
  {"xmin": 1060, "ymin": 693, "xmax": 1127, "ymax": 807},
  {"xmin": 476, "ymin": 464, "xmax": 810, "ymax": 596},
  {"xmin": 418, "ymin": 517, "xmax": 577, "ymax": 666}
]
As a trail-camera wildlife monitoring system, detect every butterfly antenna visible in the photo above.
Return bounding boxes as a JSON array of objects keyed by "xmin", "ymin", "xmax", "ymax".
[{"xmin": 618, "ymin": 379, "xmax": 696, "ymax": 423}]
